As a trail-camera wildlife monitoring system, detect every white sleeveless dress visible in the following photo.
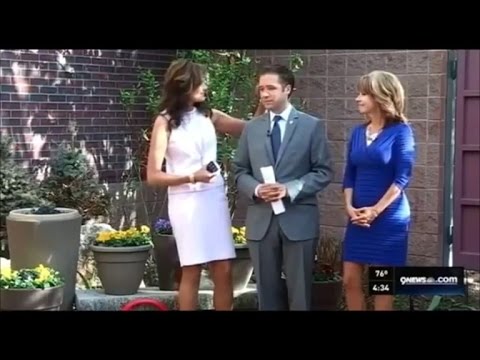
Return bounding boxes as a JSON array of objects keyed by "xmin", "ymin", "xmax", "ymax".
[{"xmin": 165, "ymin": 108, "xmax": 236, "ymax": 266}]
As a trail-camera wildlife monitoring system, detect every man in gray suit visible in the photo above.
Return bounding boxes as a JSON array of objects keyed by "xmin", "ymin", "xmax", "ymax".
[{"xmin": 233, "ymin": 64, "xmax": 333, "ymax": 310}]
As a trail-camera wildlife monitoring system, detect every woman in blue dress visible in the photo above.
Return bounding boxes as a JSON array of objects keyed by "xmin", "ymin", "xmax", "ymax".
[{"xmin": 342, "ymin": 70, "xmax": 416, "ymax": 311}]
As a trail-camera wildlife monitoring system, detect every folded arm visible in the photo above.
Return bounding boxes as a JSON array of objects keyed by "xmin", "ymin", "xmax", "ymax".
[
  {"xmin": 373, "ymin": 124, "xmax": 415, "ymax": 214},
  {"xmin": 284, "ymin": 118, "xmax": 333, "ymax": 202},
  {"xmin": 342, "ymin": 129, "xmax": 356, "ymax": 207}
]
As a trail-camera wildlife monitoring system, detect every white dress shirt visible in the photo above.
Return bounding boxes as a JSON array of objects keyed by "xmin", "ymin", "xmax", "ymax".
[
  {"xmin": 268, "ymin": 102, "xmax": 293, "ymax": 142},
  {"xmin": 254, "ymin": 102, "xmax": 293, "ymax": 198}
]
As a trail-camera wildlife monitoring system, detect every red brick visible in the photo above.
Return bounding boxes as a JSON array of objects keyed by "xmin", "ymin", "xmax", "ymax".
[{"xmin": 1, "ymin": 49, "xmax": 176, "ymax": 183}]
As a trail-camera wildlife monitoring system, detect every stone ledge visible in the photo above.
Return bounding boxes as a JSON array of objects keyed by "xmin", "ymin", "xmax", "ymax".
[{"xmin": 75, "ymin": 285, "xmax": 257, "ymax": 311}]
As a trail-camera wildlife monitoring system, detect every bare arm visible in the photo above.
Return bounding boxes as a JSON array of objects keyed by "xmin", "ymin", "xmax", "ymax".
[
  {"xmin": 344, "ymin": 188, "xmax": 353, "ymax": 208},
  {"xmin": 211, "ymin": 109, "xmax": 246, "ymax": 138},
  {"xmin": 146, "ymin": 115, "xmax": 192, "ymax": 187},
  {"xmin": 211, "ymin": 103, "xmax": 265, "ymax": 138},
  {"xmin": 372, "ymin": 185, "xmax": 402, "ymax": 215}
]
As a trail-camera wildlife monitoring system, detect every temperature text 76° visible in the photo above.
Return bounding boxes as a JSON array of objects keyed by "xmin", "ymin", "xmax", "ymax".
[{"xmin": 375, "ymin": 270, "xmax": 389, "ymax": 277}]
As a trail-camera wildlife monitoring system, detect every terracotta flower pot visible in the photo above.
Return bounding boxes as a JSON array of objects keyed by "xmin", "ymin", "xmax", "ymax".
[
  {"xmin": 6, "ymin": 207, "xmax": 81, "ymax": 310},
  {"xmin": 91, "ymin": 244, "xmax": 152, "ymax": 295},
  {"xmin": 0, "ymin": 285, "xmax": 64, "ymax": 311}
]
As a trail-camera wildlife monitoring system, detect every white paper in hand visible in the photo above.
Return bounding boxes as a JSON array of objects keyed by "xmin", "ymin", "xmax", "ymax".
[{"xmin": 260, "ymin": 166, "xmax": 285, "ymax": 215}]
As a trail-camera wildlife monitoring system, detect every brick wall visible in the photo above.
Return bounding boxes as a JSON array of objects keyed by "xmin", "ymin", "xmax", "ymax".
[
  {"xmin": 1, "ymin": 49, "xmax": 177, "ymax": 227},
  {"xmin": 252, "ymin": 49, "xmax": 448, "ymax": 266},
  {"xmin": 1, "ymin": 49, "xmax": 176, "ymax": 181}
]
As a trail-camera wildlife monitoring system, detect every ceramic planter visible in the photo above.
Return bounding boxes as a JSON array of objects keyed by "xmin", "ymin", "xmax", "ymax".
[
  {"xmin": 0, "ymin": 285, "xmax": 64, "ymax": 311},
  {"xmin": 311, "ymin": 275, "xmax": 343, "ymax": 310},
  {"xmin": 6, "ymin": 207, "xmax": 81, "ymax": 310},
  {"xmin": 205, "ymin": 244, "xmax": 253, "ymax": 291},
  {"xmin": 91, "ymin": 244, "xmax": 152, "ymax": 295},
  {"xmin": 151, "ymin": 233, "xmax": 181, "ymax": 291},
  {"xmin": 232, "ymin": 244, "xmax": 254, "ymax": 291}
]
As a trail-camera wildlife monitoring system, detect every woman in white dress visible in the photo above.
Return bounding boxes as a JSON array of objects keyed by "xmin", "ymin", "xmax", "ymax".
[{"xmin": 146, "ymin": 59, "xmax": 261, "ymax": 310}]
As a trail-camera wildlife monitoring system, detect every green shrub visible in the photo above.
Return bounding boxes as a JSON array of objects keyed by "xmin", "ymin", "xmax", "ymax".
[
  {"xmin": 39, "ymin": 142, "xmax": 111, "ymax": 224},
  {"xmin": 0, "ymin": 135, "xmax": 45, "ymax": 247}
]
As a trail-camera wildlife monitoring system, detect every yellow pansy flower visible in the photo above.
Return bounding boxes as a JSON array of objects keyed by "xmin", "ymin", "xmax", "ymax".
[
  {"xmin": 0, "ymin": 267, "xmax": 12, "ymax": 279},
  {"xmin": 97, "ymin": 231, "xmax": 112, "ymax": 242}
]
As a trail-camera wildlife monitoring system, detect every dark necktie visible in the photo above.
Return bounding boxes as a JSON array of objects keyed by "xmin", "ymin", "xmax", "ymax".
[{"xmin": 271, "ymin": 115, "xmax": 282, "ymax": 162}]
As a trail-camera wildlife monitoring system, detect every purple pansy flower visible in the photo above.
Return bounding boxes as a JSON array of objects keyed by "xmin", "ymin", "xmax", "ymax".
[{"xmin": 154, "ymin": 217, "xmax": 173, "ymax": 235}]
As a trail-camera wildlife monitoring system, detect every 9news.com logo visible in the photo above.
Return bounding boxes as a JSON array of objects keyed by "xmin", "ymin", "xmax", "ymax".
[
  {"xmin": 395, "ymin": 267, "xmax": 465, "ymax": 296},
  {"xmin": 399, "ymin": 275, "xmax": 459, "ymax": 286}
]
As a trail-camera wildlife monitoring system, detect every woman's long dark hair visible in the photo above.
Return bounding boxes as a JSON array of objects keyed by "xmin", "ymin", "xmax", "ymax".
[{"xmin": 158, "ymin": 59, "xmax": 212, "ymax": 130}]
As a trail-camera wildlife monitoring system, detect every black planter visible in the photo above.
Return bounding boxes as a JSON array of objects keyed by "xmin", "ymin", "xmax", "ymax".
[
  {"xmin": 311, "ymin": 275, "xmax": 343, "ymax": 310},
  {"xmin": 152, "ymin": 234, "xmax": 181, "ymax": 291}
]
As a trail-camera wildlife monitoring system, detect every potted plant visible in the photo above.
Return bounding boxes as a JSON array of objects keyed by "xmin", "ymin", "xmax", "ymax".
[
  {"xmin": 90, "ymin": 225, "xmax": 152, "ymax": 295},
  {"xmin": 311, "ymin": 235, "xmax": 343, "ymax": 311},
  {"xmin": 206, "ymin": 226, "xmax": 253, "ymax": 291},
  {"xmin": 6, "ymin": 204, "xmax": 82, "ymax": 310},
  {"xmin": 151, "ymin": 217, "xmax": 181, "ymax": 291},
  {"xmin": 231, "ymin": 226, "xmax": 254, "ymax": 291},
  {"xmin": 0, "ymin": 263, "xmax": 64, "ymax": 311}
]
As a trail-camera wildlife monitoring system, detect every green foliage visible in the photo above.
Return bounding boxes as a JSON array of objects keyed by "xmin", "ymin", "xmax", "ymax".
[
  {"xmin": 120, "ymin": 68, "xmax": 161, "ymax": 118},
  {"xmin": 39, "ymin": 142, "xmax": 111, "ymax": 224},
  {"xmin": 48, "ymin": 142, "xmax": 89, "ymax": 179},
  {"xmin": 427, "ymin": 295, "xmax": 442, "ymax": 310},
  {"xmin": 0, "ymin": 264, "xmax": 64, "ymax": 290},
  {"xmin": 0, "ymin": 135, "xmax": 45, "ymax": 235},
  {"xmin": 29, "ymin": 205, "xmax": 62, "ymax": 215},
  {"xmin": 139, "ymin": 70, "xmax": 162, "ymax": 115},
  {"xmin": 120, "ymin": 69, "xmax": 162, "ymax": 187},
  {"xmin": 178, "ymin": 50, "xmax": 258, "ymax": 118},
  {"xmin": 119, "ymin": 69, "xmax": 164, "ymax": 226}
]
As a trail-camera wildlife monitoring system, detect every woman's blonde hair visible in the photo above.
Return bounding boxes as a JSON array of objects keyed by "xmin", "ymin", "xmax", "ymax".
[{"xmin": 357, "ymin": 70, "xmax": 407, "ymax": 125}]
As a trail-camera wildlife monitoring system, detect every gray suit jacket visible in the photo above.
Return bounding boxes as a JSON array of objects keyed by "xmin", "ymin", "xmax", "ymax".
[{"xmin": 233, "ymin": 107, "xmax": 333, "ymax": 241}]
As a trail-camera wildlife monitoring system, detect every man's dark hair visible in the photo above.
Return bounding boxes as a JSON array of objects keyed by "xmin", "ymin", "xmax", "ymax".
[{"xmin": 257, "ymin": 64, "xmax": 295, "ymax": 97}]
